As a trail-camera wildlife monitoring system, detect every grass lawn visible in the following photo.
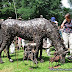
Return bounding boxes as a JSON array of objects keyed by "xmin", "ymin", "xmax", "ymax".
[{"xmin": 0, "ymin": 48, "xmax": 72, "ymax": 72}]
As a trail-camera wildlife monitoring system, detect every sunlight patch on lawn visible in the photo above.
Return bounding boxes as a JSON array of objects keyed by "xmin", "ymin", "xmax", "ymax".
[{"xmin": 0, "ymin": 67, "xmax": 14, "ymax": 72}]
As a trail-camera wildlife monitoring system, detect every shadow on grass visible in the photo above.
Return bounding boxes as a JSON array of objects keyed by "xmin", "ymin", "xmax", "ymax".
[
  {"xmin": 2, "ymin": 56, "xmax": 7, "ymax": 58},
  {"xmin": 2, "ymin": 54, "xmax": 16, "ymax": 58},
  {"xmin": 23, "ymin": 63, "xmax": 28, "ymax": 66},
  {"xmin": 29, "ymin": 66, "xmax": 40, "ymax": 69},
  {"xmin": 13, "ymin": 58, "xmax": 23, "ymax": 61},
  {"xmin": 65, "ymin": 58, "xmax": 72, "ymax": 63},
  {"xmin": 42, "ymin": 56, "xmax": 50, "ymax": 62},
  {"xmin": 16, "ymin": 50, "xmax": 24, "ymax": 52}
]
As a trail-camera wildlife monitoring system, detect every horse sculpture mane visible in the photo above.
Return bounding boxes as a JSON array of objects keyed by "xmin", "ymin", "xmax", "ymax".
[{"xmin": 0, "ymin": 18, "xmax": 67, "ymax": 63}]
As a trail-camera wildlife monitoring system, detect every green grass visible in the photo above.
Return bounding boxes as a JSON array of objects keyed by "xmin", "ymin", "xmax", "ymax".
[{"xmin": 0, "ymin": 49, "xmax": 72, "ymax": 72}]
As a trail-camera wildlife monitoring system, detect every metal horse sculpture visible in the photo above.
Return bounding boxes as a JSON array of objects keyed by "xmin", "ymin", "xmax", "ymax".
[{"xmin": 0, "ymin": 18, "xmax": 67, "ymax": 63}]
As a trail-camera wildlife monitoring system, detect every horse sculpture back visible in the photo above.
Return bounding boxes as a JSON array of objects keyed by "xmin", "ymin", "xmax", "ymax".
[{"xmin": 0, "ymin": 18, "xmax": 67, "ymax": 63}]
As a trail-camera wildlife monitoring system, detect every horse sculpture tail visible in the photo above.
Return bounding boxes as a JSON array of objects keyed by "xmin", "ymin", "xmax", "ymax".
[
  {"xmin": 0, "ymin": 19, "xmax": 4, "ymax": 47},
  {"xmin": 0, "ymin": 19, "xmax": 4, "ymax": 29}
]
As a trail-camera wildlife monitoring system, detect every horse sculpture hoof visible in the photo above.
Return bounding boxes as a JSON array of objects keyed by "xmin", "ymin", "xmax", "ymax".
[
  {"xmin": 0, "ymin": 58, "xmax": 4, "ymax": 63},
  {"xmin": 0, "ymin": 61, "xmax": 4, "ymax": 64},
  {"xmin": 9, "ymin": 59, "xmax": 13, "ymax": 62},
  {"xmin": 40, "ymin": 59, "xmax": 44, "ymax": 63}
]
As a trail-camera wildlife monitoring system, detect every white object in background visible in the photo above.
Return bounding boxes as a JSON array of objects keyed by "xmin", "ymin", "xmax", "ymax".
[
  {"xmin": 46, "ymin": 38, "xmax": 52, "ymax": 56},
  {"xmin": 46, "ymin": 48, "xmax": 50, "ymax": 56},
  {"xmin": 61, "ymin": 0, "xmax": 72, "ymax": 9},
  {"xmin": 10, "ymin": 43, "xmax": 15, "ymax": 54},
  {"xmin": 47, "ymin": 38, "xmax": 52, "ymax": 48},
  {"xmin": 22, "ymin": 39, "xmax": 25, "ymax": 48},
  {"xmin": 18, "ymin": 37, "xmax": 22, "ymax": 49}
]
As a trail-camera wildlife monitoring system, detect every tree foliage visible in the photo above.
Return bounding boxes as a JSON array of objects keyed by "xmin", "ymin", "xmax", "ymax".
[
  {"xmin": 0, "ymin": 0, "xmax": 71, "ymax": 25},
  {"xmin": 68, "ymin": 0, "xmax": 72, "ymax": 6}
]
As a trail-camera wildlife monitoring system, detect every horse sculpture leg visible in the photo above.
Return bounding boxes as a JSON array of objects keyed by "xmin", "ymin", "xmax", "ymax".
[
  {"xmin": 0, "ymin": 52, "xmax": 3, "ymax": 63},
  {"xmin": 34, "ymin": 36, "xmax": 44, "ymax": 62},
  {"xmin": 0, "ymin": 35, "xmax": 14, "ymax": 63},
  {"xmin": 6, "ymin": 44, "xmax": 13, "ymax": 62},
  {"xmin": 0, "ymin": 39, "xmax": 7, "ymax": 63},
  {"xmin": 39, "ymin": 39, "xmax": 44, "ymax": 63}
]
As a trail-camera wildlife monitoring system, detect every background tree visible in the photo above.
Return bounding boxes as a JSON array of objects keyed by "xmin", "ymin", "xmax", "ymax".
[
  {"xmin": 68, "ymin": 0, "xmax": 72, "ymax": 6},
  {"xmin": 0, "ymin": 0, "xmax": 15, "ymax": 19},
  {"xmin": 0, "ymin": 0, "xmax": 72, "ymax": 25}
]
